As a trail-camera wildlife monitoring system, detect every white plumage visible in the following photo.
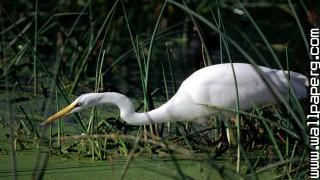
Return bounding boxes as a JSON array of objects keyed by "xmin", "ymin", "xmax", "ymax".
[{"xmin": 42, "ymin": 63, "xmax": 308, "ymax": 126}]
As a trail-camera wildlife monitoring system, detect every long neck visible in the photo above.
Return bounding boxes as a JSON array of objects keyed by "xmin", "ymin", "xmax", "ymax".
[{"xmin": 97, "ymin": 92, "xmax": 171, "ymax": 125}]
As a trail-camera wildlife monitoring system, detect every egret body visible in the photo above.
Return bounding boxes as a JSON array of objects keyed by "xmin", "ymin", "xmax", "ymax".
[{"xmin": 42, "ymin": 63, "xmax": 308, "ymax": 126}]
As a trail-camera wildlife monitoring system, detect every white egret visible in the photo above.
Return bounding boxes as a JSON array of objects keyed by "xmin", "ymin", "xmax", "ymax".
[{"xmin": 41, "ymin": 63, "xmax": 308, "ymax": 132}]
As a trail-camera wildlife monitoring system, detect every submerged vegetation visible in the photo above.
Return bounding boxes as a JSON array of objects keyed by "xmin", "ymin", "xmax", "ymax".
[{"xmin": 0, "ymin": 0, "xmax": 317, "ymax": 179}]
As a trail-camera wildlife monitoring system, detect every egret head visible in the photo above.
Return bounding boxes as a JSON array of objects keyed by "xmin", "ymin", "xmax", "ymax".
[{"xmin": 41, "ymin": 93, "xmax": 100, "ymax": 126}]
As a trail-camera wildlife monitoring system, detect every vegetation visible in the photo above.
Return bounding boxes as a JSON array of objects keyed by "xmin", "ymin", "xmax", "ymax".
[{"xmin": 0, "ymin": 0, "xmax": 317, "ymax": 179}]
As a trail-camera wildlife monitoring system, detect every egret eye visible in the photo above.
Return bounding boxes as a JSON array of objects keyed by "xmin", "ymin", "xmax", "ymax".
[{"xmin": 76, "ymin": 102, "xmax": 82, "ymax": 107}]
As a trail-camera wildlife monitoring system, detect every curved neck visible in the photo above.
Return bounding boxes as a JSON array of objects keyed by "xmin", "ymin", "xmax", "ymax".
[{"xmin": 97, "ymin": 92, "xmax": 171, "ymax": 125}]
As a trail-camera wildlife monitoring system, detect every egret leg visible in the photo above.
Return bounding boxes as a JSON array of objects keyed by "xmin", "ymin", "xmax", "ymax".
[
  {"xmin": 149, "ymin": 124, "xmax": 155, "ymax": 142},
  {"xmin": 143, "ymin": 124, "xmax": 158, "ymax": 142},
  {"xmin": 226, "ymin": 117, "xmax": 236, "ymax": 146},
  {"xmin": 143, "ymin": 125, "xmax": 147, "ymax": 142}
]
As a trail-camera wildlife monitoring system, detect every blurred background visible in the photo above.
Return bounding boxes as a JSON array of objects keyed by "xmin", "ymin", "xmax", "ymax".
[{"xmin": 1, "ymin": 0, "xmax": 316, "ymax": 96}]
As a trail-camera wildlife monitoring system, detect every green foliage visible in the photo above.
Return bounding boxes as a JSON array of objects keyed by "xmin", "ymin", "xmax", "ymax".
[{"xmin": 0, "ymin": 0, "xmax": 315, "ymax": 179}]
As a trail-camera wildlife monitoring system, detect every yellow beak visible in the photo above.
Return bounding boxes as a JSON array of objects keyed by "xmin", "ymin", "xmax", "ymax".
[{"xmin": 41, "ymin": 102, "xmax": 77, "ymax": 126}]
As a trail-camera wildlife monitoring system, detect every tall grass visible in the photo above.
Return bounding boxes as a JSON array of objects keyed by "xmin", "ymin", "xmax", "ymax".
[
  {"xmin": 4, "ymin": 24, "xmax": 17, "ymax": 180},
  {"xmin": 0, "ymin": 0, "xmax": 312, "ymax": 179},
  {"xmin": 33, "ymin": 0, "xmax": 38, "ymax": 95}
]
